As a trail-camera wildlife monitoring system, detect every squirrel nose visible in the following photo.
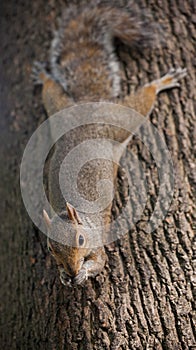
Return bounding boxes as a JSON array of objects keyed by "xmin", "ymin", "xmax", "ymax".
[{"xmin": 66, "ymin": 263, "xmax": 79, "ymax": 277}]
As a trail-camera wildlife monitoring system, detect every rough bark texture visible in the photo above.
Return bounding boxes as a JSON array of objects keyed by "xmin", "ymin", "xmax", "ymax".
[{"xmin": 0, "ymin": 1, "xmax": 195, "ymax": 349}]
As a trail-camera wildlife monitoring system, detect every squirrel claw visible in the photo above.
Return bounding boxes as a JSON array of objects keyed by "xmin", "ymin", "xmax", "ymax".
[
  {"xmin": 155, "ymin": 67, "xmax": 187, "ymax": 93},
  {"xmin": 167, "ymin": 67, "xmax": 187, "ymax": 84}
]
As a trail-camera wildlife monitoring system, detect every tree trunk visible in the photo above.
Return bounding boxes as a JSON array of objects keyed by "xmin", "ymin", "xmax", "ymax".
[{"xmin": 0, "ymin": 1, "xmax": 195, "ymax": 349}]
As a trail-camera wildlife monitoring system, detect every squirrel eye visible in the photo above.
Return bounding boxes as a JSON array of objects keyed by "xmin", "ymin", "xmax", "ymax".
[{"xmin": 78, "ymin": 234, "xmax": 85, "ymax": 247}]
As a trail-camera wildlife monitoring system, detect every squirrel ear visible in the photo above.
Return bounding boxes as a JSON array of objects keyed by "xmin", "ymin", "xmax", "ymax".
[
  {"xmin": 66, "ymin": 202, "xmax": 82, "ymax": 225},
  {"xmin": 43, "ymin": 209, "xmax": 52, "ymax": 229}
]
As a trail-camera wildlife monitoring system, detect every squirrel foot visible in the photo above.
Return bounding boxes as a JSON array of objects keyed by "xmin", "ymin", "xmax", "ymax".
[
  {"xmin": 31, "ymin": 61, "xmax": 50, "ymax": 85},
  {"xmin": 154, "ymin": 67, "xmax": 187, "ymax": 93}
]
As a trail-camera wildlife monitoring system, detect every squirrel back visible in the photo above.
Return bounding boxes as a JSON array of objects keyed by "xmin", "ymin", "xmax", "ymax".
[{"xmin": 50, "ymin": 1, "xmax": 158, "ymax": 101}]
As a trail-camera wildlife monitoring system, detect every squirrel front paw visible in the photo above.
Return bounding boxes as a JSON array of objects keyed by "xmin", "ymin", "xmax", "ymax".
[
  {"xmin": 58, "ymin": 267, "xmax": 72, "ymax": 286},
  {"xmin": 74, "ymin": 268, "xmax": 88, "ymax": 285}
]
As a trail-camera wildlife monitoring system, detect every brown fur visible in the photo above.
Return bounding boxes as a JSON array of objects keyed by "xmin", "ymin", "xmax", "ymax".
[{"xmin": 34, "ymin": 3, "xmax": 186, "ymax": 285}]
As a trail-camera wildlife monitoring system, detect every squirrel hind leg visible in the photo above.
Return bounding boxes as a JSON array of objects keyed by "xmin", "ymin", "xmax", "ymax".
[
  {"xmin": 123, "ymin": 67, "xmax": 187, "ymax": 117},
  {"xmin": 149, "ymin": 67, "xmax": 187, "ymax": 95}
]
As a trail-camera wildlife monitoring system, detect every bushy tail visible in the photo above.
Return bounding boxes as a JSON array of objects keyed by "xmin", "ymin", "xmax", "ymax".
[
  {"xmin": 50, "ymin": 1, "xmax": 161, "ymax": 94},
  {"xmin": 92, "ymin": 4, "xmax": 159, "ymax": 48}
]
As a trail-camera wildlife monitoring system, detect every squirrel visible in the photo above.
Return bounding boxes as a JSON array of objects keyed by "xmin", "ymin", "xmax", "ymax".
[{"xmin": 32, "ymin": 1, "xmax": 187, "ymax": 286}]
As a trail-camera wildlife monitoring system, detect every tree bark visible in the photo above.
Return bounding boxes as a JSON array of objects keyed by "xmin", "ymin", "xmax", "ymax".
[{"xmin": 0, "ymin": 1, "xmax": 195, "ymax": 349}]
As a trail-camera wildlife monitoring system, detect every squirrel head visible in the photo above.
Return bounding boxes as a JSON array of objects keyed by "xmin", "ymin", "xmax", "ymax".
[{"xmin": 43, "ymin": 203, "xmax": 90, "ymax": 277}]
